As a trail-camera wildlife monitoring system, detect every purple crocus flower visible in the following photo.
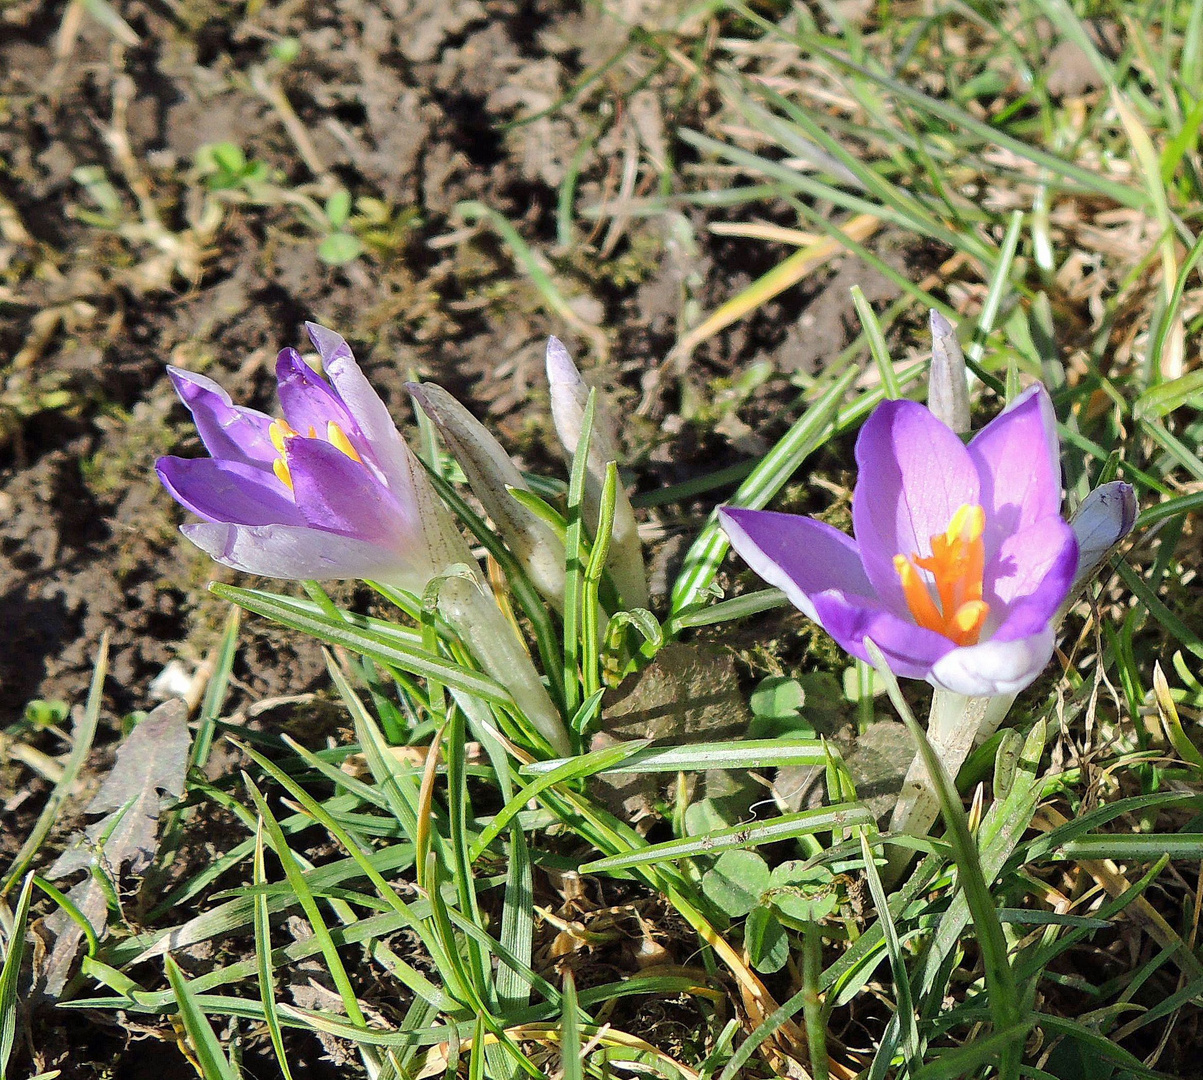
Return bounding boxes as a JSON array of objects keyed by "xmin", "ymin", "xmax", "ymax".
[
  {"xmin": 720, "ymin": 385, "xmax": 1079, "ymax": 697},
  {"xmin": 156, "ymin": 323, "xmax": 471, "ymax": 592}
]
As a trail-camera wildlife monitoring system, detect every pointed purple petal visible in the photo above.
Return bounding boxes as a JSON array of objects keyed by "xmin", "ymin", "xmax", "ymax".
[
  {"xmin": 157, "ymin": 456, "xmax": 304, "ymax": 527},
  {"xmin": 180, "ymin": 522, "xmax": 428, "ymax": 591},
  {"xmin": 968, "ymin": 384, "xmax": 1062, "ymax": 556},
  {"xmin": 307, "ymin": 324, "xmax": 416, "ymax": 504},
  {"xmin": 986, "ymin": 515, "xmax": 1078, "ymax": 617},
  {"xmin": 928, "ymin": 626, "xmax": 1057, "ymax": 696},
  {"xmin": 167, "ymin": 368, "xmax": 276, "ymax": 469},
  {"xmin": 306, "ymin": 321, "xmax": 356, "ymax": 368},
  {"xmin": 852, "ymin": 399, "xmax": 979, "ymax": 613},
  {"xmin": 275, "ymin": 348, "xmax": 360, "ymax": 444},
  {"xmin": 811, "ymin": 592, "xmax": 956, "ymax": 680},
  {"xmin": 720, "ymin": 508, "xmax": 874, "ymax": 622},
  {"xmin": 285, "ymin": 438, "xmax": 413, "ymax": 545}
]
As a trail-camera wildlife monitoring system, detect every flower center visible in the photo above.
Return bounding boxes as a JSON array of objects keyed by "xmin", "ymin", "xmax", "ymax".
[
  {"xmin": 269, "ymin": 418, "xmax": 362, "ymax": 491},
  {"xmin": 892, "ymin": 502, "xmax": 990, "ymax": 646}
]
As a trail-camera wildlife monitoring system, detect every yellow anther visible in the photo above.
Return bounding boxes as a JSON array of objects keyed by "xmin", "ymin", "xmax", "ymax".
[
  {"xmin": 273, "ymin": 456, "xmax": 294, "ymax": 490},
  {"xmin": 895, "ymin": 503, "xmax": 990, "ymax": 646},
  {"xmin": 269, "ymin": 418, "xmax": 298, "ymax": 454},
  {"xmin": 326, "ymin": 421, "xmax": 362, "ymax": 462}
]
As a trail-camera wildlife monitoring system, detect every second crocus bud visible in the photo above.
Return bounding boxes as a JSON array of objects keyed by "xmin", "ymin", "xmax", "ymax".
[
  {"xmin": 545, "ymin": 338, "xmax": 649, "ymax": 610},
  {"xmin": 408, "ymin": 382, "xmax": 567, "ymax": 610}
]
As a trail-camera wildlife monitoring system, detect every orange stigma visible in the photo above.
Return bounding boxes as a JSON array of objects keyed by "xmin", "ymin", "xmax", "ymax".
[{"xmin": 892, "ymin": 503, "xmax": 989, "ymax": 646}]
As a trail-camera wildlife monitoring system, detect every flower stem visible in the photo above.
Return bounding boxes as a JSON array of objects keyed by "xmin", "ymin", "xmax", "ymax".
[
  {"xmin": 436, "ymin": 574, "xmax": 572, "ymax": 757},
  {"xmin": 886, "ymin": 690, "xmax": 1015, "ymax": 883}
]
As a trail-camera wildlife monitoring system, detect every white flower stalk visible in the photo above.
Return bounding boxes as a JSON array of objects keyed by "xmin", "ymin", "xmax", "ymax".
[
  {"xmin": 409, "ymin": 382, "xmax": 567, "ymax": 609},
  {"xmin": 436, "ymin": 572, "xmax": 571, "ymax": 756},
  {"xmin": 546, "ymin": 337, "xmax": 649, "ymax": 610}
]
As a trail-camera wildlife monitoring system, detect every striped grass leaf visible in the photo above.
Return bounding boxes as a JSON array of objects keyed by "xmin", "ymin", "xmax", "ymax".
[
  {"xmin": 580, "ymin": 802, "xmax": 873, "ymax": 873},
  {"xmin": 665, "ymin": 588, "xmax": 786, "ymax": 632},
  {"xmin": 235, "ymin": 737, "xmax": 458, "ymax": 1010},
  {"xmin": 858, "ymin": 832, "xmax": 921, "ymax": 1076},
  {"xmin": 522, "ymin": 738, "xmax": 833, "ymax": 777},
  {"xmin": 210, "ymin": 583, "xmax": 512, "ymax": 707},
  {"xmin": 581, "ymin": 460, "xmax": 618, "ymax": 699},
  {"xmin": 0, "ymin": 875, "xmax": 34, "ymax": 1080},
  {"xmin": 164, "ymin": 955, "xmax": 239, "ymax": 1080},
  {"xmin": 561, "ymin": 971, "xmax": 583, "ymax": 1080},
  {"xmin": 191, "ymin": 605, "xmax": 240, "ymax": 771},
  {"xmin": 1050, "ymin": 833, "xmax": 1203, "ymax": 860},
  {"xmin": 561, "ymin": 388, "xmax": 596, "ymax": 718},
  {"xmin": 850, "ymin": 285, "xmax": 900, "ymax": 399},
  {"xmin": 496, "ymin": 824, "xmax": 534, "ymax": 1015},
  {"xmin": 965, "ymin": 209, "xmax": 1023, "ymax": 369},
  {"xmin": 252, "ymin": 821, "xmax": 294, "ymax": 1080},
  {"xmin": 127, "ymin": 844, "xmax": 417, "ymax": 966},
  {"xmin": 473, "ymin": 739, "xmax": 647, "ymax": 859},
  {"xmin": 243, "ymin": 777, "xmax": 374, "ymax": 1033}
]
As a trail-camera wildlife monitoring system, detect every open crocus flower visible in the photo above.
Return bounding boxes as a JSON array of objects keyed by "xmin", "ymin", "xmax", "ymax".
[
  {"xmin": 720, "ymin": 385, "xmax": 1079, "ymax": 697},
  {"xmin": 156, "ymin": 323, "xmax": 472, "ymax": 593}
]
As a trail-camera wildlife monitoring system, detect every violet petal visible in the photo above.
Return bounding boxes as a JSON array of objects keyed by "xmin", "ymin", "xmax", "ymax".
[
  {"xmin": 852, "ymin": 399, "xmax": 979, "ymax": 614},
  {"xmin": 985, "ymin": 515, "xmax": 1078, "ymax": 616},
  {"xmin": 720, "ymin": 507, "xmax": 875, "ymax": 623},
  {"xmin": 968, "ymin": 384, "xmax": 1061, "ymax": 556},
  {"xmin": 167, "ymin": 368, "xmax": 276, "ymax": 469},
  {"xmin": 275, "ymin": 348, "xmax": 360, "ymax": 447},
  {"xmin": 811, "ymin": 591, "xmax": 956, "ymax": 680},
  {"xmin": 285, "ymin": 438, "xmax": 413, "ymax": 545},
  {"xmin": 308, "ymin": 322, "xmax": 415, "ymax": 500},
  {"xmin": 156, "ymin": 456, "xmax": 305, "ymax": 527},
  {"xmin": 181, "ymin": 522, "xmax": 427, "ymax": 591}
]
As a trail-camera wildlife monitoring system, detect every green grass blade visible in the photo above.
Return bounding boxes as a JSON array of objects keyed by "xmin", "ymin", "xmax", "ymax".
[
  {"xmin": 252, "ymin": 821, "xmax": 295, "ymax": 1080},
  {"xmin": 496, "ymin": 824, "xmax": 534, "ymax": 1014},
  {"xmin": 864, "ymin": 640, "xmax": 1022, "ymax": 1078},
  {"xmin": 580, "ymin": 802, "xmax": 872, "ymax": 872},
  {"xmin": 522, "ymin": 738, "xmax": 833, "ymax": 776},
  {"xmin": 670, "ymin": 362, "xmax": 859, "ymax": 615},
  {"xmin": 164, "ymin": 955, "xmax": 239, "ymax": 1080},
  {"xmin": 858, "ymin": 832, "xmax": 921, "ymax": 1073},
  {"xmin": 243, "ymin": 777, "xmax": 371, "ymax": 1030},
  {"xmin": 0, "ymin": 875, "xmax": 34, "ymax": 1080},
  {"xmin": 211, "ymin": 583, "xmax": 513, "ymax": 706},
  {"xmin": 850, "ymin": 285, "xmax": 900, "ymax": 399},
  {"xmin": 562, "ymin": 390, "xmax": 596, "ymax": 718}
]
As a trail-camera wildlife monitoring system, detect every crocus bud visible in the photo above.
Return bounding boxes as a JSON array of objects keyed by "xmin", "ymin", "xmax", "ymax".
[
  {"xmin": 1070, "ymin": 481, "xmax": 1137, "ymax": 588},
  {"xmin": 408, "ymin": 382, "xmax": 567, "ymax": 609},
  {"xmin": 927, "ymin": 311, "xmax": 970, "ymax": 435},
  {"xmin": 436, "ymin": 573, "xmax": 571, "ymax": 756},
  {"xmin": 546, "ymin": 338, "xmax": 648, "ymax": 609}
]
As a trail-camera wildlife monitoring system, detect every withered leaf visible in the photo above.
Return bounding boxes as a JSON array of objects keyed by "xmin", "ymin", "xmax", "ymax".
[{"xmin": 37, "ymin": 698, "xmax": 191, "ymax": 998}]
